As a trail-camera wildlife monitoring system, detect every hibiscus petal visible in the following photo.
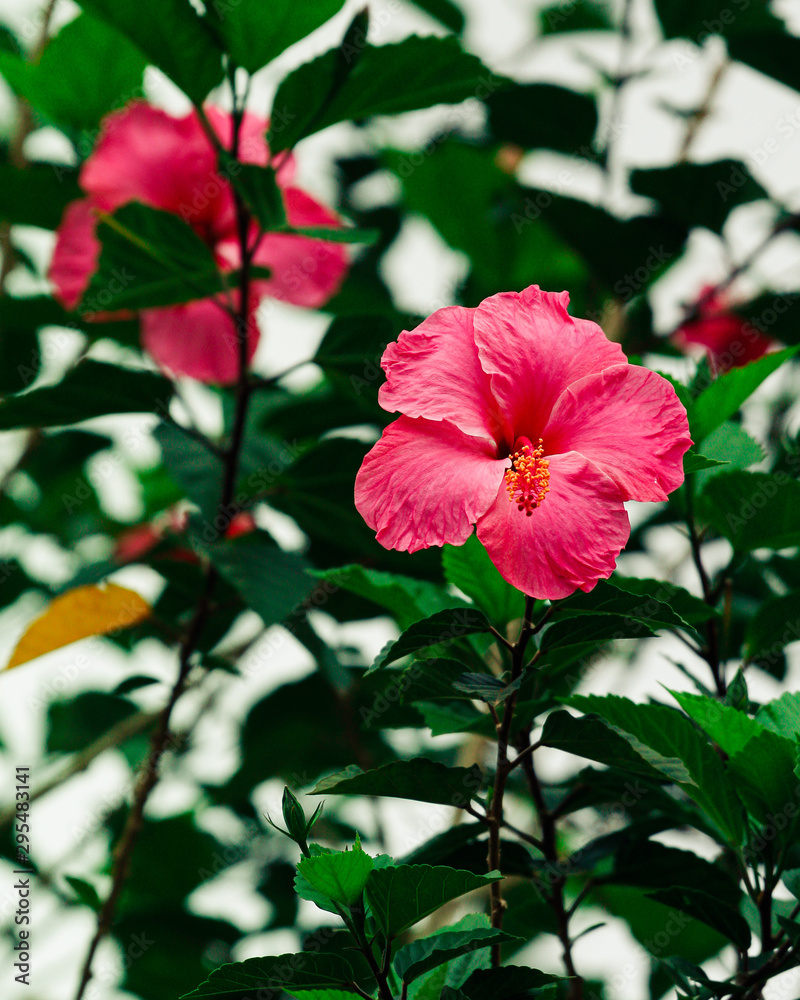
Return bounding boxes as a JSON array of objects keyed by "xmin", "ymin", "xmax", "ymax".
[
  {"xmin": 675, "ymin": 313, "xmax": 772, "ymax": 374},
  {"xmin": 355, "ymin": 416, "xmax": 508, "ymax": 553},
  {"xmin": 202, "ymin": 105, "xmax": 272, "ymax": 169},
  {"xmin": 249, "ymin": 186, "xmax": 348, "ymax": 308},
  {"xmin": 379, "ymin": 306, "xmax": 511, "ymax": 444},
  {"xmin": 140, "ymin": 295, "xmax": 259, "ymax": 384},
  {"xmin": 545, "ymin": 365, "xmax": 692, "ymax": 502},
  {"xmin": 473, "ymin": 285, "xmax": 625, "ymax": 439},
  {"xmin": 80, "ymin": 102, "xmax": 222, "ymax": 226},
  {"xmin": 48, "ymin": 198, "xmax": 100, "ymax": 311},
  {"xmin": 477, "ymin": 451, "xmax": 630, "ymax": 599}
]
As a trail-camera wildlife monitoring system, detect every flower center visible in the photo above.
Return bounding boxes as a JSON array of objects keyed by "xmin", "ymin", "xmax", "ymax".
[{"xmin": 504, "ymin": 436, "xmax": 550, "ymax": 516}]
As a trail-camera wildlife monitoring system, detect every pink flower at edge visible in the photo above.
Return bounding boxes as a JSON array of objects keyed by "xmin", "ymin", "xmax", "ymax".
[
  {"xmin": 48, "ymin": 100, "xmax": 349, "ymax": 384},
  {"xmin": 673, "ymin": 284, "xmax": 775, "ymax": 376},
  {"xmin": 355, "ymin": 285, "xmax": 693, "ymax": 600}
]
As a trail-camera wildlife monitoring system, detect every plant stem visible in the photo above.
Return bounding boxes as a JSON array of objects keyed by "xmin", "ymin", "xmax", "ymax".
[
  {"xmin": 487, "ymin": 595, "xmax": 537, "ymax": 966},
  {"xmin": 678, "ymin": 56, "xmax": 728, "ymax": 162},
  {"xmin": 348, "ymin": 905, "xmax": 394, "ymax": 1000},
  {"xmin": 684, "ymin": 482, "xmax": 725, "ymax": 695},
  {"xmin": 601, "ymin": 0, "xmax": 634, "ymax": 208},
  {"xmin": 71, "ymin": 570, "xmax": 217, "ymax": 1000},
  {"xmin": 71, "ymin": 74, "xmax": 259, "ymax": 1000},
  {"xmin": 519, "ymin": 750, "xmax": 582, "ymax": 998}
]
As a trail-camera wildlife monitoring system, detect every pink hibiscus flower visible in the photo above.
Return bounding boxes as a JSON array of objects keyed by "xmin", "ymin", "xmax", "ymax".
[
  {"xmin": 355, "ymin": 286, "xmax": 692, "ymax": 599},
  {"xmin": 673, "ymin": 284, "xmax": 774, "ymax": 376},
  {"xmin": 49, "ymin": 101, "xmax": 349, "ymax": 384}
]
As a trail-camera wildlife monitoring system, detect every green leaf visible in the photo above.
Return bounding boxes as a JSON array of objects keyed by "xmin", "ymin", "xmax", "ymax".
[
  {"xmin": 452, "ymin": 673, "xmax": 524, "ymax": 706},
  {"xmin": 0, "ymin": 162, "xmax": 81, "ymax": 229},
  {"xmin": 690, "ymin": 346, "xmax": 799, "ymax": 443},
  {"xmin": 154, "ymin": 422, "xmax": 224, "ymax": 519},
  {"xmin": 541, "ymin": 710, "xmax": 669, "ymax": 781},
  {"xmin": 0, "ymin": 13, "xmax": 146, "ymax": 130},
  {"xmin": 296, "ymin": 839, "xmax": 373, "ymax": 906},
  {"xmin": 609, "ymin": 840, "xmax": 742, "ymax": 906},
  {"xmin": 285, "ymin": 991, "xmax": 360, "ymax": 1000},
  {"xmin": 538, "ymin": 1, "xmax": 613, "ymax": 34},
  {"xmin": 442, "ymin": 534, "xmax": 525, "ymax": 625},
  {"xmin": 47, "ymin": 692, "xmax": 137, "ymax": 753},
  {"xmin": 693, "ymin": 421, "xmax": 763, "ymax": 490},
  {"xmin": 207, "ymin": 0, "xmax": 345, "ymax": 73},
  {"xmin": 313, "ymin": 314, "xmax": 396, "ymax": 375},
  {"xmin": 81, "ymin": 202, "xmax": 223, "ymax": 311},
  {"xmin": 115, "ymin": 812, "xmax": 231, "ymax": 914},
  {"xmin": 280, "ymin": 225, "xmax": 380, "ymax": 244},
  {"xmin": 181, "ymin": 952, "xmax": 369, "ymax": 999},
  {"xmin": 745, "ymin": 592, "xmax": 800, "ymax": 668},
  {"xmin": 401, "ymin": 658, "xmax": 493, "ymax": 704},
  {"xmin": 311, "ymin": 759, "xmax": 483, "ymax": 807},
  {"xmin": 194, "ymin": 530, "xmax": 313, "ymax": 627},
  {"xmin": 732, "ymin": 291, "xmax": 800, "ymax": 348},
  {"xmin": 0, "ymin": 301, "xmax": 46, "ymax": 394},
  {"xmin": 727, "ymin": 32, "xmax": 800, "ymax": 98},
  {"xmin": 513, "ymin": 188, "xmax": 688, "ymax": 292},
  {"xmin": 683, "ymin": 450, "xmax": 728, "ymax": 474},
  {"xmin": 648, "ymin": 887, "xmax": 751, "ymax": 951},
  {"xmin": 608, "ymin": 576, "xmax": 718, "ymax": 626},
  {"xmin": 407, "ymin": 0, "xmax": 465, "ymax": 33},
  {"xmin": 0, "ymin": 360, "xmax": 174, "ymax": 430},
  {"xmin": 64, "ymin": 875, "xmax": 103, "ymax": 910},
  {"xmin": 223, "ymin": 158, "xmax": 286, "ymax": 231},
  {"xmin": 700, "ymin": 471, "xmax": 800, "ymax": 551},
  {"xmin": 757, "ymin": 692, "xmax": 800, "ymax": 738},
  {"xmin": 546, "ymin": 580, "xmax": 697, "ymax": 639},
  {"xmin": 395, "ymin": 927, "xmax": 522, "ymax": 985},
  {"xmin": 726, "ymin": 729, "xmax": 799, "ymax": 821},
  {"xmin": 416, "ymin": 701, "xmax": 495, "ymax": 739},
  {"xmin": 486, "ymin": 83, "xmax": 598, "ymax": 154},
  {"xmin": 314, "ymin": 565, "xmax": 465, "ymax": 629},
  {"xmin": 365, "ymin": 864, "xmax": 502, "ymax": 937},
  {"xmin": 369, "ymin": 608, "xmax": 492, "ymax": 673},
  {"xmin": 541, "ymin": 614, "xmax": 658, "ymax": 651},
  {"xmin": 566, "ymin": 694, "xmax": 744, "ymax": 843},
  {"xmin": 670, "ymin": 692, "xmax": 798, "ymax": 818},
  {"xmin": 77, "ymin": 0, "xmax": 223, "ymax": 103},
  {"xmin": 112, "ymin": 675, "xmax": 160, "ymax": 696},
  {"xmin": 458, "ymin": 967, "xmax": 562, "ymax": 1000},
  {"xmin": 630, "ymin": 161, "xmax": 768, "ymax": 235},
  {"xmin": 652, "ymin": 0, "xmax": 784, "ymax": 41},
  {"xmin": 268, "ymin": 35, "xmax": 503, "ymax": 153},
  {"xmin": 668, "ymin": 689, "xmax": 769, "ymax": 757}
]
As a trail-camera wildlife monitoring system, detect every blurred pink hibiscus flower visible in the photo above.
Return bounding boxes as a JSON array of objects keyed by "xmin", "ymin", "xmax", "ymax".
[
  {"xmin": 673, "ymin": 284, "xmax": 774, "ymax": 375},
  {"xmin": 49, "ymin": 101, "xmax": 349, "ymax": 384},
  {"xmin": 355, "ymin": 286, "xmax": 692, "ymax": 599}
]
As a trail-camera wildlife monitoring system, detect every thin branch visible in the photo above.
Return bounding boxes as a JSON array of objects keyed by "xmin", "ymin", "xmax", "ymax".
[
  {"xmin": 0, "ymin": 709, "xmax": 160, "ymax": 831},
  {"xmin": 518, "ymin": 746, "xmax": 582, "ymax": 998},
  {"xmin": 678, "ymin": 56, "xmax": 728, "ymax": 162},
  {"xmin": 466, "ymin": 803, "xmax": 545, "ymax": 853},
  {"xmin": 487, "ymin": 595, "xmax": 537, "ymax": 965},
  {"xmin": 567, "ymin": 878, "xmax": 598, "ymax": 919},
  {"xmin": 684, "ymin": 482, "xmax": 724, "ymax": 695},
  {"xmin": 488, "ymin": 624, "xmax": 515, "ymax": 651},
  {"xmin": 601, "ymin": 0, "xmax": 634, "ymax": 207},
  {"xmin": 71, "ymin": 569, "xmax": 218, "ymax": 1000},
  {"xmin": 507, "ymin": 739, "xmax": 542, "ymax": 773},
  {"xmin": 670, "ymin": 213, "xmax": 800, "ymax": 339},
  {"xmin": 71, "ymin": 73, "xmax": 260, "ymax": 1000}
]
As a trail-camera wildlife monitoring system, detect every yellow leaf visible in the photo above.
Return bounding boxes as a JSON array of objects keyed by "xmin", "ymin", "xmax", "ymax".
[{"xmin": 5, "ymin": 583, "xmax": 151, "ymax": 670}]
